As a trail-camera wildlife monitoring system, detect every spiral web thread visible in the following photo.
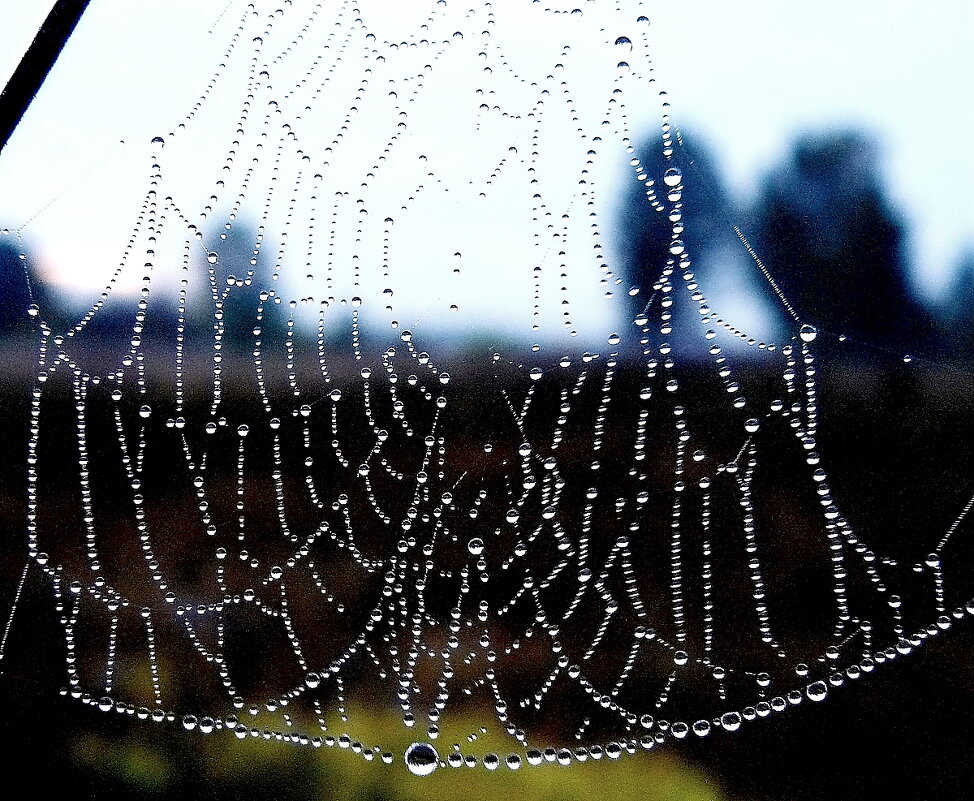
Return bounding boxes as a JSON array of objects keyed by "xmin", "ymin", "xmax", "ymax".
[{"xmin": 4, "ymin": 0, "xmax": 973, "ymax": 775}]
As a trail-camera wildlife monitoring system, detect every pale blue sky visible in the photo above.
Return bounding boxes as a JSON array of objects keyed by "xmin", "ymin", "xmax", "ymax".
[{"xmin": 0, "ymin": 0, "xmax": 970, "ymax": 338}]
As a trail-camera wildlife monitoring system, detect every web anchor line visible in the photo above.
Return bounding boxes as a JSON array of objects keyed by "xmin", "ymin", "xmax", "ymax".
[
  {"xmin": 733, "ymin": 225, "xmax": 801, "ymax": 323},
  {"xmin": 0, "ymin": 561, "xmax": 31, "ymax": 672},
  {"xmin": 935, "ymin": 491, "xmax": 974, "ymax": 553}
]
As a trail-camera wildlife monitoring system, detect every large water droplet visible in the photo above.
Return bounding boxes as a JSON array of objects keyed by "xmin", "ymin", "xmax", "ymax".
[
  {"xmin": 806, "ymin": 680, "xmax": 828, "ymax": 702},
  {"xmin": 799, "ymin": 323, "xmax": 818, "ymax": 343},
  {"xmin": 405, "ymin": 742, "xmax": 438, "ymax": 776},
  {"xmin": 663, "ymin": 167, "xmax": 683, "ymax": 187},
  {"xmin": 720, "ymin": 711, "xmax": 742, "ymax": 731}
]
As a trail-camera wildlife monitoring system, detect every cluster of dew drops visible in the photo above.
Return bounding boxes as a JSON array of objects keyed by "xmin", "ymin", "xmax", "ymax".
[{"xmin": 7, "ymin": 0, "xmax": 972, "ymax": 777}]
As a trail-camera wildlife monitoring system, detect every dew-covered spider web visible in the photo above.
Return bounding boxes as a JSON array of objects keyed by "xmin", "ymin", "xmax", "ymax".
[{"xmin": 2, "ymin": 0, "xmax": 973, "ymax": 776}]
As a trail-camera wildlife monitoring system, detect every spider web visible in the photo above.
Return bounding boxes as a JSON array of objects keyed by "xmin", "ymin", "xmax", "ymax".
[{"xmin": 2, "ymin": 0, "xmax": 972, "ymax": 776}]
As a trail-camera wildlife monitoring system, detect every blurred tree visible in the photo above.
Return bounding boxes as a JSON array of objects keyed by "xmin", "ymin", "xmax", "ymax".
[
  {"xmin": 751, "ymin": 130, "xmax": 937, "ymax": 351},
  {"xmin": 618, "ymin": 132, "xmax": 731, "ymax": 325},
  {"xmin": 618, "ymin": 132, "xmax": 783, "ymax": 350},
  {"xmin": 185, "ymin": 219, "xmax": 279, "ymax": 348},
  {"xmin": 938, "ymin": 248, "xmax": 974, "ymax": 357},
  {"xmin": 0, "ymin": 236, "xmax": 67, "ymax": 338},
  {"xmin": 187, "ymin": 218, "xmax": 293, "ymax": 354}
]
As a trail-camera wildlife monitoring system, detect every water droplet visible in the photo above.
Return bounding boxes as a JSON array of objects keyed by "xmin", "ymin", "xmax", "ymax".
[
  {"xmin": 799, "ymin": 323, "xmax": 818, "ymax": 343},
  {"xmin": 663, "ymin": 167, "xmax": 682, "ymax": 187},
  {"xmin": 806, "ymin": 680, "xmax": 828, "ymax": 702},
  {"xmin": 467, "ymin": 538, "xmax": 484, "ymax": 556},
  {"xmin": 720, "ymin": 711, "xmax": 742, "ymax": 731},
  {"xmin": 405, "ymin": 742, "xmax": 438, "ymax": 776}
]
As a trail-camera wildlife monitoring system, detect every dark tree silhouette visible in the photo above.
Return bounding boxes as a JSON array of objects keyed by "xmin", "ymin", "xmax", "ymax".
[
  {"xmin": 618, "ymin": 132, "xmax": 731, "ymax": 325},
  {"xmin": 188, "ymin": 219, "xmax": 289, "ymax": 352},
  {"xmin": 617, "ymin": 132, "xmax": 788, "ymax": 350},
  {"xmin": 938, "ymin": 248, "xmax": 974, "ymax": 357},
  {"xmin": 0, "ymin": 237, "xmax": 66, "ymax": 339},
  {"xmin": 751, "ymin": 130, "xmax": 937, "ymax": 351}
]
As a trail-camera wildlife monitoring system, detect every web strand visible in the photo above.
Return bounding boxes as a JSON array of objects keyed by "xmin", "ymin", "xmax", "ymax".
[{"xmin": 2, "ymin": 0, "xmax": 970, "ymax": 777}]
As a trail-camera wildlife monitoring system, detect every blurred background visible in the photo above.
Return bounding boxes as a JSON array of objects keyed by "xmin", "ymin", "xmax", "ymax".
[{"xmin": 1, "ymin": 2, "xmax": 973, "ymax": 799}]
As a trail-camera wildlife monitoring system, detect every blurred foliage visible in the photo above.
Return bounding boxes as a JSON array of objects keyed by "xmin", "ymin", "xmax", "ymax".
[
  {"xmin": 65, "ymin": 705, "xmax": 724, "ymax": 801},
  {"xmin": 3, "ymin": 123, "xmax": 974, "ymax": 801}
]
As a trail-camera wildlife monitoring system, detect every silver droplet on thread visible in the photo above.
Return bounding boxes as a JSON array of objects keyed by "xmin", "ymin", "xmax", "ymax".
[{"xmin": 405, "ymin": 742, "xmax": 438, "ymax": 776}]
